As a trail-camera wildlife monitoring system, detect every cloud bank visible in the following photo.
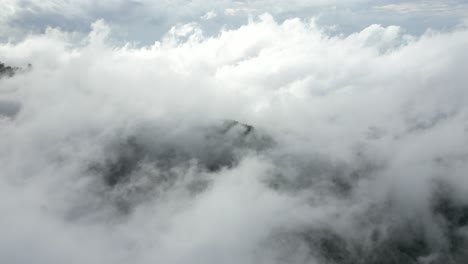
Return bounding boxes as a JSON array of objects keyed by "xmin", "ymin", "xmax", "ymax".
[
  {"xmin": 1, "ymin": 0, "xmax": 467, "ymax": 43},
  {"xmin": 1, "ymin": 10, "xmax": 468, "ymax": 264}
]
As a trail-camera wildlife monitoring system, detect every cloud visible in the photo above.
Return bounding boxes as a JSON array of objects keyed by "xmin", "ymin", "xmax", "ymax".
[
  {"xmin": 200, "ymin": 11, "xmax": 217, "ymax": 20},
  {"xmin": 1, "ymin": 0, "xmax": 466, "ymax": 43},
  {"xmin": 1, "ymin": 10, "xmax": 468, "ymax": 264},
  {"xmin": 376, "ymin": 0, "xmax": 468, "ymax": 14}
]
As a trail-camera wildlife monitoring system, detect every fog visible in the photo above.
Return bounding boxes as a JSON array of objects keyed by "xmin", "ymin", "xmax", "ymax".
[{"xmin": 1, "ymin": 5, "xmax": 468, "ymax": 264}]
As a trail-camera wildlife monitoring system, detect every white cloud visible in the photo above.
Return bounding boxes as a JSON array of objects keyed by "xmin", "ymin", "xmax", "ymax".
[
  {"xmin": 2, "ymin": 0, "xmax": 465, "ymax": 43},
  {"xmin": 1, "ymin": 7, "xmax": 468, "ymax": 264},
  {"xmin": 376, "ymin": 0, "xmax": 468, "ymax": 14},
  {"xmin": 201, "ymin": 11, "xmax": 217, "ymax": 20}
]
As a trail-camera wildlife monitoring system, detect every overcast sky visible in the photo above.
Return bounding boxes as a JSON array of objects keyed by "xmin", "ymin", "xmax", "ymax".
[{"xmin": 2, "ymin": 0, "xmax": 468, "ymax": 43}]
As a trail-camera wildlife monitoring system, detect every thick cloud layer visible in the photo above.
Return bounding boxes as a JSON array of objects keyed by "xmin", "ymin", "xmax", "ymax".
[{"xmin": 1, "ymin": 11, "xmax": 468, "ymax": 264}]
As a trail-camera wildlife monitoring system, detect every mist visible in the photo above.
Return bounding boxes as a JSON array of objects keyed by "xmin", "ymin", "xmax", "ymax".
[{"xmin": 1, "ymin": 2, "xmax": 468, "ymax": 264}]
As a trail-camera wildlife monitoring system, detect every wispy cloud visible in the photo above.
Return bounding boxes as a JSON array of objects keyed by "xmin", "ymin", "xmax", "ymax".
[{"xmin": 376, "ymin": 0, "xmax": 468, "ymax": 14}]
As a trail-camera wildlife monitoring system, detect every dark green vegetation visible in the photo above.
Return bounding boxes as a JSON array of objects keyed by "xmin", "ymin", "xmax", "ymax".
[
  {"xmin": 86, "ymin": 120, "xmax": 274, "ymax": 215},
  {"xmin": 0, "ymin": 62, "xmax": 20, "ymax": 78}
]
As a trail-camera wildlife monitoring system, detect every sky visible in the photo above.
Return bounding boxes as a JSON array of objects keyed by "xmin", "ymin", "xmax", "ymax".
[
  {"xmin": 1, "ymin": 0, "xmax": 468, "ymax": 43},
  {"xmin": 1, "ymin": 1, "xmax": 468, "ymax": 264}
]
